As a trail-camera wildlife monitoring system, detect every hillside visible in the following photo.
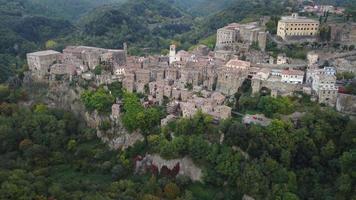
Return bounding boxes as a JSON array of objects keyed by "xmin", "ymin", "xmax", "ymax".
[
  {"xmin": 25, "ymin": 0, "xmax": 127, "ymax": 21},
  {"xmin": 66, "ymin": 0, "xmax": 194, "ymax": 53},
  {"xmin": 178, "ymin": 0, "xmax": 298, "ymax": 48},
  {"xmin": 172, "ymin": 0, "xmax": 235, "ymax": 16},
  {"xmin": 0, "ymin": 0, "xmax": 74, "ymax": 83}
]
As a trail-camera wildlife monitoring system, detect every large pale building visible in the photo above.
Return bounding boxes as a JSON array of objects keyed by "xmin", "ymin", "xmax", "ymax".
[
  {"xmin": 215, "ymin": 22, "xmax": 267, "ymax": 51},
  {"xmin": 277, "ymin": 13, "xmax": 320, "ymax": 40}
]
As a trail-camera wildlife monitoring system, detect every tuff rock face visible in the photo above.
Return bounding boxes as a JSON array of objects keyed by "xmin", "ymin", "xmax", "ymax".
[
  {"xmin": 24, "ymin": 74, "xmax": 143, "ymax": 150},
  {"xmin": 135, "ymin": 154, "xmax": 203, "ymax": 182}
]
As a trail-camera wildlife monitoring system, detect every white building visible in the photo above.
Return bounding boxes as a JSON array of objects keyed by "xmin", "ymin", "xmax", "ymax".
[
  {"xmin": 281, "ymin": 69, "xmax": 304, "ymax": 84},
  {"xmin": 277, "ymin": 54, "xmax": 288, "ymax": 65},
  {"xmin": 169, "ymin": 44, "xmax": 178, "ymax": 64},
  {"xmin": 225, "ymin": 59, "xmax": 251, "ymax": 70},
  {"xmin": 277, "ymin": 13, "xmax": 319, "ymax": 40},
  {"xmin": 311, "ymin": 74, "xmax": 338, "ymax": 106},
  {"xmin": 312, "ymin": 74, "xmax": 337, "ymax": 93}
]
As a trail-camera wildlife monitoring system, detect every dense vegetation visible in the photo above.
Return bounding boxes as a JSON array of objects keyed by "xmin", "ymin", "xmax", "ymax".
[
  {"xmin": 2, "ymin": 82, "xmax": 354, "ymax": 199},
  {"xmin": 66, "ymin": 0, "xmax": 194, "ymax": 54},
  {"xmin": 0, "ymin": 0, "xmax": 74, "ymax": 83},
  {"xmin": 25, "ymin": 0, "xmax": 126, "ymax": 21},
  {"xmin": 172, "ymin": 0, "xmax": 235, "ymax": 16},
  {"xmin": 150, "ymin": 108, "xmax": 356, "ymax": 199}
]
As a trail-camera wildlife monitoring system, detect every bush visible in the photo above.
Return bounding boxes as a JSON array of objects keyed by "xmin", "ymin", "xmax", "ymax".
[
  {"xmin": 81, "ymin": 88, "xmax": 115, "ymax": 113},
  {"xmin": 258, "ymin": 96, "xmax": 294, "ymax": 117},
  {"xmin": 99, "ymin": 120, "xmax": 111, "ymax": 131},
  {"xmin": 108, "ymin": 82, "xmax": 123, "ymax": 99},
  {"xmin": 93, "ymin": 65, "xmax": 103, "ymax": 75},
  {"xmin": 0, "ymin": 85, "xmax": 10, "ymax": 102}
]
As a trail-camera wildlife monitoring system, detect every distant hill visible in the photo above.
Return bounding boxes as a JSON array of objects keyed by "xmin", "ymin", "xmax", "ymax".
[
  {"xmin": 179, "ymin": 0, "xmax": 298, "ymax": 47},
  {"xmin": 25, "ymin": 0, "xmax": 127, "ymax": 21},
  {"xmin": 0, "ymin": 0, "xmax": 74, "ymax": 82},
  {"xmin": 69, "ymin": 0, "xmax": 194, "ymax": 53},
  {"xmin": 172, "ymin": 0, "xmax": 235, "ymax": 16}
]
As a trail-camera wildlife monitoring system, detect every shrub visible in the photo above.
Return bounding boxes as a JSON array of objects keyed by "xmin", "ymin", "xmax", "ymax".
[
  {"xmin": 99, "ymin": 120, "xmax": 111, "ymax": 131},
  {"xmin": 81, "ymin": 88, "xmax": 115, "ymax": 113}
]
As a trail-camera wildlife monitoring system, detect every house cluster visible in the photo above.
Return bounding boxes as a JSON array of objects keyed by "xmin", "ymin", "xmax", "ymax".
[
  {"xmin": 214, "ymin": 20, "xmax": 268, "ymax": 60},
  {"xmin": 27, "ymin": 46, "xmax": 127, "ymax": 83},
  {"xmin": 302, "ymin": 4, "xmax": 345, "ymax": 15},
  {"xmin": 27, "ymin": 9, "xmax": 356, "ymax": 120},
  {"xmin": 306, "ymin": 52, "xmax": 339, "ymax": 106}
]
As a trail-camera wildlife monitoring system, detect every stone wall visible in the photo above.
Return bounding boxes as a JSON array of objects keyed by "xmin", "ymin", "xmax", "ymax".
[
  {"xmin": 252, "ymin": 78, "xmax": 303, "ymax": 95},
  {"xmin": 336, "ymin": 94, "xmax": 356, "ymax": 115}
]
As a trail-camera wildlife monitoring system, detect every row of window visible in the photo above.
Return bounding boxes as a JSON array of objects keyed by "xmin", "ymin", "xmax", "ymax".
[
  {"xmin": 283, "ymin": 32, "xmax": 315, "ymax": 36},
  {"xmin": 320, "ymin": 82, "xmax": 335, "ymax": 84},
  {"xmin": 287, "ymin": 23, "xmax": 318, "ymax": 26},
  {"xmin": 286, "ymin": 27, "xmax": 317, "ymax": 31},
  {"xmin": 284, "ymin": 81, "xmax": 302, "ymax": 84},
  {"xmin": 322, "ymin": 91, "xmax": 337, "ymax": 94},
  {"xmin": 282, "ymin": 75, "xmax": 303, "ymax": 78}
]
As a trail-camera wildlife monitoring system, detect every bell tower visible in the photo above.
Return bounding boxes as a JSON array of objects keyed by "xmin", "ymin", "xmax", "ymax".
[{"xmin": 169, "ymin": 44, "xmax": 176, "ymax": 65}]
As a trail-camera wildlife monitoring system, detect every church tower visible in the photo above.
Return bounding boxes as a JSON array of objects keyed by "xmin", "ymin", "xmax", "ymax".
[{"xmin": 169, "ymin": 44, "xmax": 176, "ymax": 65}]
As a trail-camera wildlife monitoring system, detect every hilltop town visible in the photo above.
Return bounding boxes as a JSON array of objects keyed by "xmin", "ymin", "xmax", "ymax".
[
  {"xmin": 26, "ymin": 11, "xmax": 356, "ymax": 125},
  {"xmin": 1, "ymin": 0, "xmax": 356, "ymax": 199}
]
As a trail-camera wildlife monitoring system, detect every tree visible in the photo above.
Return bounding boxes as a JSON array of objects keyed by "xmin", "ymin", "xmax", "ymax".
[
  {"xmin": 81, "ymin": 88, "xmax": 115, "ymax": 113},
  {"xmin": 137, "ymin": 108, "xmax": 161, "ymax": 139},
  {"xmin": 93, "ymin": 65, "xmax": 103, "ymax": 75},
  {"xmin": 121, "ymin": 92, "xmax": 144, "ymax": 132},
  {"xmin": 108, "ymin": 82, "xmax": 124, "ymax": 99},
  {"xmin": 164, "ymin": 182, "xmax": 180, "ymax": 199},
  {"xmin": 45, "ymin": 40, "xmax": 57, "ymax": 49},
  {"xmin": 266, "ymin": 16, "xmax": 280, "ymax": 34},
  {"xmin": 34, "ymin": 104, "xmax": 48, "ymax": 114},
  {"xmin": 0, "ymin": 84, "xmax": 10, "ymax": 102},
  {"xmin": 99, "ymin": 120, "xmax": 111, "ymax": 131}
]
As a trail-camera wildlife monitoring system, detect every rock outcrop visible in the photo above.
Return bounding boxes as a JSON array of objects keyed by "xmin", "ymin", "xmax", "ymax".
[
  {"xmin": 135, "ymin": 154, "xmax": 203, "ymax": 182},
  {"xmin": 336, "ymin": 94, "xmax": 356, "ymax": 115},
  {"xmin": 24, "ymin": 74, "xmax": 143, "ymax": 150}
]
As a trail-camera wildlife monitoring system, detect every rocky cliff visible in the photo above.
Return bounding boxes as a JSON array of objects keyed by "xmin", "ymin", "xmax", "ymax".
[{"xmin": 23, "ymin": 74, "xmax": 144, "ymax": 150}]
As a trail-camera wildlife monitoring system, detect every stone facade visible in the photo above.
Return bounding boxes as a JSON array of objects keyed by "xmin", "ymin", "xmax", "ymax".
[
  {"xmin": 277, "ymin": 13, "xmax": 319, "ymax": 40},
  {"xmin": 216, "ymin": 66, "xmax": 249, "ymax": 95},
  {"xmin": 27, "ymin": 46, "xmax": 127, "ymax": 82},
  {"xmin": 215, "ymin": 22, "xmax": 267, "ymax": 53},
  {"xmin": 336, "ymin": 94, "xmax": 356, "ymax": 115},
  {"xmin": 27, "ymin": 50, "xmax": 61, "ymax": 80},
  {"xmin": 329, "ymin": 23, "xmax": 356, "ymax": 45}
]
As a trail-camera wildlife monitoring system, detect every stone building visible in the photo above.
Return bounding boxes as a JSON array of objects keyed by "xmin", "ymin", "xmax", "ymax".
[
  {"xmin": 28, "ymin": 46, "xmax": 127, "ymax": 82},
  {"xmin": 215, "ymin": 22, "xmax": 267, "ymax": 53},
  {"xmin": 63, "ymin": 46, "xmax": 126, "ymax": 70},
  {"xmin": 277, "ymin": 13, "xmax": 319, "ymax": 40},
  {"xmin": 329, "ymin": 23, "xmax": 356, "ymax": 45},
  {"xmin": 225, "ymin": 59, "xmax": 251, "ymax": 70},
  {"xmin": 277, "ymin": 54, "xmax": 288, "ymax": 65},
  {"xmin": 281, "ymin": 69, "xmax": 304, "ymax": 84},
  {"xmin": 216, "ymin": 67, "xmax": 248, "ymax": 95},
  {"xmin": 312, "ymin": 74, "xmax": 338, "ymax": 106},
  {"xmin": 27, "ymin": 50, "xmax": 61, "ymax": 80},
  {"xmin": 123, "ymin": 73, "xmax": 135, "ymax": 93}
]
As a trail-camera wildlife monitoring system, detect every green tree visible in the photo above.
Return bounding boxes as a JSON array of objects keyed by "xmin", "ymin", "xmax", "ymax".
[
  {"xmin": 164, "ymin": 182, "xmax": 180, "ymax": 199},
  {"xmin": 81, "ymin": 88, "xmax": 115, "ymax": 113}
]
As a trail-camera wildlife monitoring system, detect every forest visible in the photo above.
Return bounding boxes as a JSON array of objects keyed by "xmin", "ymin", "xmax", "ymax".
[{"xmin": 0, "ymin": 80, "xmax": 355, "ymax": 199}]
